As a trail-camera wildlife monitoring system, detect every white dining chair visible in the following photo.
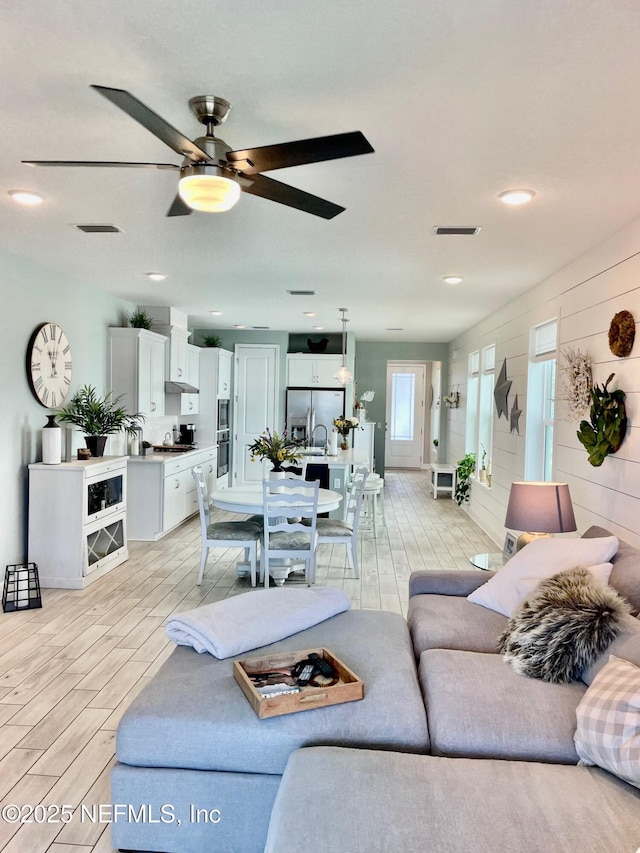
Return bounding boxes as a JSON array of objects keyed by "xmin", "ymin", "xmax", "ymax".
[
  {"xmin": 310, "ymin": 466, "xmax": 369, "ymax": 577},
  {"xmin": 261, "ymin": 477, "xmax": 320, "ymax": 588},
  {"xmin": 191, "ymin": 466, "xmax": 262, "ymax": 586}
]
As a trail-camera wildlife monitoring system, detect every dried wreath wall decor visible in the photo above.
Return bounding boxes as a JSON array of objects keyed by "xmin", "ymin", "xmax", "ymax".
[
  {"xmin": 576, "ymin": 373, "xmax": 627, "ymax": 467},
  {"xmin": 608, "ymin": 310, "xmax": 635, "ymax": 358},
  {"xmin": 558, "ymin": 347, "xmax": 592, "ymax": 421}
]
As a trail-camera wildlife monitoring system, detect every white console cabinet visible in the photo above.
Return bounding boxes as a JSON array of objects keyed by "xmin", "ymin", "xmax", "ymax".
[
  {"xmin": 28, "ymin": 456, "xmax": 129, "ymax": 588},
  {"xmin": 127, "ymin": 447, "xmax": 217, "ymax": 541}
]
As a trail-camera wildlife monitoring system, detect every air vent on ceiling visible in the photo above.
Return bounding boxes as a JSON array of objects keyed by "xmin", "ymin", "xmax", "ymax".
[
  {"xmin": 433, "ymin": 226, "xmax": 481, "ymax": 236},
  {"xmin": 74, "ymin": 224, "xmax": 123, "ymax": 233},
  {"xmin": 287, "ymin": 290, "xmax": 316, "ymax": 296},
  {"xmin": 252, "ymin": 326, "xmax": 270, "ymax": 330}
]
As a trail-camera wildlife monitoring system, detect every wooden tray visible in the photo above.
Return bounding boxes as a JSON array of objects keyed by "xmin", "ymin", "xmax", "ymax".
[{"xmin": 233, "ymin": 647, "xmax": 364, "ymax": 719}]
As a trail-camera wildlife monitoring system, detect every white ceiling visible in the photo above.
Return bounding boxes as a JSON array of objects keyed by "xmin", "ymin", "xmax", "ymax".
[{"xmin": 2, "ymin": 1, "xmax": 640, "ymax": 342}]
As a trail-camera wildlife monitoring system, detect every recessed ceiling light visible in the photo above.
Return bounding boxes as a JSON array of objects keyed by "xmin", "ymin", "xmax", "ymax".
[
  {"xmin": 303, "ymin": 312, "xmax": 317, "ymax": 317},
  {"xmin": 146, "ymin": 272, "xmax": 166, "ymax": 281},
  {"xmin": 234, "ymin": 324, "xmax": 246, "ymax": 329},
  {"xmin": 443, "ymin": 276, "xmax": 463, "ymax": 285},
  {"xmin": 498, "ymin": 189, "xmax": 536, "ymax": 206},
  {"xmin": 209, "ymin": 310, "xmax": 223, "ymax": 316},
  {"xmin": 9, "ymin": 190, "xmax": 43, "ymax": 206},
  {"xmin": 312, "ymin": 326, "xmax": 324, "ymax": 330}
]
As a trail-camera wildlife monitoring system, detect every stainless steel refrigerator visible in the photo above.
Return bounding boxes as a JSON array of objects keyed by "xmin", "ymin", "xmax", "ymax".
[{"xmin": 286, "ymin": 388, "xmax": 346, "ymax": 447}]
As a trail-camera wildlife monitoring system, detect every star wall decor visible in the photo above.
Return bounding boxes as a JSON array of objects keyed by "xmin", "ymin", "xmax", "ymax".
[
  {"xmin": 494, "ymin": 358, "xmax": 512, "ymax": 419},
  {"xmin": 510, "ymin": 394, "xmax": 522, "ymax": 434}
]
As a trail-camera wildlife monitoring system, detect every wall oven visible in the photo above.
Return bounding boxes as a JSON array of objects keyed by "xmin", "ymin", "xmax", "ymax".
[
  {"xmin": 217, "ymin": 399, "xmax": 230, "ymax": 432},
  {"xmin": 217, "ymin": 431, "xmax": 230, "ymax": 478}
]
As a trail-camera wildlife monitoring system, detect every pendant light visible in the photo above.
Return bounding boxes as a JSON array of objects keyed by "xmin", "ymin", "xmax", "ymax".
[{"xmin": 334, "ymin": 308, "xmax": 353, "ymax": 385}]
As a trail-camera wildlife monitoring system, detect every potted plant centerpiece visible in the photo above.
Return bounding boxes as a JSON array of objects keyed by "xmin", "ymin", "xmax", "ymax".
[
  {"xmin": 333, "ymin": 416, "xmax": 360, "ymax": 450},
  {"xmin": 56, "ymin": 384, "xmax": 144, "ymax": 458},
  {"xmin": 248, "ymin": 428, "xmax": 302, "ymax": 473}
]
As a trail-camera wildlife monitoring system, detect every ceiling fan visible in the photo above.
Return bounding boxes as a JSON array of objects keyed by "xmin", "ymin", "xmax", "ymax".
[{"xmin": 23, "ymin": 85, "xmax": 374, "ymax": 219}]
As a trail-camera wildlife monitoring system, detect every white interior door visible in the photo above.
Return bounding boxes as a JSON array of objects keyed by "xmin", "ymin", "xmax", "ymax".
[
  {"xmin": 233, "ymin": 345, "xmax": 279, "ymax": 485},
  {"xmin": 385, "ymin": 362, "xmax": 426, "ymax": 468}
]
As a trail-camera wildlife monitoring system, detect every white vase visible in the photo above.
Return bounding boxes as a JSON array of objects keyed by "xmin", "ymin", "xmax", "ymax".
[{"xmin": 42, "ymin": 415, "xmax": 62, "ymax": 465}]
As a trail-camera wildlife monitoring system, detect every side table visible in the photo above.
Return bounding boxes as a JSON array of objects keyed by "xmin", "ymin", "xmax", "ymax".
[
  {"xmin": 429, "ymin": 464, "xmax": 456, "ymax": 500},
  {"xmin": 469, "ymin": 552, "xmax": 504, "ymax": 571}
]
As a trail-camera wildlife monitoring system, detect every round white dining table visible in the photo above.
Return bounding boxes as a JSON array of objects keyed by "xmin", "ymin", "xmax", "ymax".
[
  {"xmin": 209, "ymin": 485, "xmax": 343, "ymax": 584},
  {"xmin": 210, "ymin": 485, "xmax": 342, "ymax": 515}
]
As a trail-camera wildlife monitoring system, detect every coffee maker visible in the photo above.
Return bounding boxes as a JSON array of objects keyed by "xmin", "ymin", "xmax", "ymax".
[{"xmin": 179, "ymin": 423, "xmax": 197, "ymax": 446}]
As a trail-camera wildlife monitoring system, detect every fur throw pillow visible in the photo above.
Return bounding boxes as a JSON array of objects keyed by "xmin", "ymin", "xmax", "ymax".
[{"xmin": 498, "ymin": 566, "xmax": 629, "ymax": 684}]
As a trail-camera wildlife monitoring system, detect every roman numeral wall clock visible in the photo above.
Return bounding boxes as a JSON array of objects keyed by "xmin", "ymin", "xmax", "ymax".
[{"xmin": 26, "ymin": 322, "xmax": 73, "ymax": 408}]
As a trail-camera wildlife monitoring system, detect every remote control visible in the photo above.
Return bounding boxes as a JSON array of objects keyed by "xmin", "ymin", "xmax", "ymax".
[{"xmin": 308, "ymin": 653, "xmax": 336, "ymax": 677}]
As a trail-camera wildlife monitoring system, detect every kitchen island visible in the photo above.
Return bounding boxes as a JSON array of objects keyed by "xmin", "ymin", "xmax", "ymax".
[
  {"xmin": 127, "ymin": 445, "xmax": 217, "ymax": 541},
  {"xmin": 298, "ymin": 447, "xmax": 369, "ymax": 518}
]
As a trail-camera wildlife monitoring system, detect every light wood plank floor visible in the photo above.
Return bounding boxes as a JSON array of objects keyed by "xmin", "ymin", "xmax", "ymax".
[{"xmin": 0, "ymin": 470, "xmax": 495, "ymax": 852}]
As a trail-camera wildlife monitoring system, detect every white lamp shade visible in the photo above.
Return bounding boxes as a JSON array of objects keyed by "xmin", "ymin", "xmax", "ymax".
[
  {"xmin": 178, "ymin": 174, "xmax": 241, "ymax": 213},
  {"xmin": 505, "ymin": 481, "xmax": 577, "ymax": 534}
]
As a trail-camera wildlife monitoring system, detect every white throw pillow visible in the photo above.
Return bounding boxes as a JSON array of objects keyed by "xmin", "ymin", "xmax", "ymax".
[
  {"xmin": 574, "ymin": 655, "xmax": 640, "ymax": 789},
  {"xmin": 467, "ymin": 536, "xmax": 618, "ymax": 617},
  {"xmin": 166, "ymin": 586, "xmax": 351, "ymax": 659}
]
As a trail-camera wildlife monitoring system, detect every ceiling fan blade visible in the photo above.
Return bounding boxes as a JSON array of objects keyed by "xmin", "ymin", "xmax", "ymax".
[
  {"xmin": 22, "ymin": 160, "xmax": 179, "ymax": 169},
  {"xmin": 242, "ymin": 174, "xmax": 344, "ymax": 219},
  {"xmin": 167, "ymin": 194, "xmax": 193, "ymax": 217},
  {"xmin": 227, "ymin": 131, "xmax": 374, "ymax": 175},
  {"xmin": 91, "ymin": 85, "xmax": 210, "ymax": 164}
]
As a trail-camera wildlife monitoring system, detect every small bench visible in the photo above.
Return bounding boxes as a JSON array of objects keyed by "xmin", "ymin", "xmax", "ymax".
[
  {"xmin": 429, "ymin": 463, "xmax": 456, "ymax": 499},
  {"xmin": 111, "ymin": 609, "xmax": 429, "ymax": 853}
]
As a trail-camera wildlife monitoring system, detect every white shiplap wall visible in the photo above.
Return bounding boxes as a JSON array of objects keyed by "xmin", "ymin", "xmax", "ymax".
[{"xmin": 446, "ymin": 219, "xmax": 640, "ymax": 549}]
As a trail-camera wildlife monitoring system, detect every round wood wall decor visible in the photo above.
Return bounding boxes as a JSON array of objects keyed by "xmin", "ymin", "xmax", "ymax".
[{"xmin": 608, "ymin": 310, "xmax": 635, "ymax": 358}]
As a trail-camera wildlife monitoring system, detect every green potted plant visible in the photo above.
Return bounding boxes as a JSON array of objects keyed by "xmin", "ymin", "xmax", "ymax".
[
  {"xmin": 455, "ymin": 451, "xmax": 476, "ymax": 506},
  {"xmin": 247, "ymin": 428, "xmax": 301, "ymax": 472},
  {"xmin": 202, "ymin": 333, "xmax": 223, "ymax": 348},
  {"xmin": 479, "ymin": 444, "xmax": 488, "ymax": 483},
  {"xmin": 127, "ymin": 309, "xmax": 154, "ymax": 330},
  {"xmin": 56, "ymin": 384, "xmax": 145, "ymax": 457}
]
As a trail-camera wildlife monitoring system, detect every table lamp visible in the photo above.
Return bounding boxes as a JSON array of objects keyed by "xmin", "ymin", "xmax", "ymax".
[{"xmin": 504, "ymin": 481, "xmax": 577, "ymax": 551}]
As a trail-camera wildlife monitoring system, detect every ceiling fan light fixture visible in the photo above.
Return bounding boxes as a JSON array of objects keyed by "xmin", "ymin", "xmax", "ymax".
[{"xmin": 178, "ymin": 171, "xmax": 240, "ymax": 213}]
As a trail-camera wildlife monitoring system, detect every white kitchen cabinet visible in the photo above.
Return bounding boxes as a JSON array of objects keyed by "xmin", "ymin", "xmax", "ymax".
[
  {"xmin": 126, "ymin": 446, "xmax": 217, "ymax": 540},
  {"xmin": 218, "ymin": 348, "xmax": 232, "ymax": 397},
  {"xmin": 109, "ymin": 328, "xmax": 166, "ymax": 418},
  {"xmin": 180, "ymin": 344, "xmax": 200, "ymax": 415},
  {"xmin": 286, "ymin": 354, "xmax": 343, "ymax": 387},
  {"xmin": 166, "ymin": 327, "xmax": 190, "ymax": 381},
  {"xmin": 28, "ymin": 456, "xmax": 128, "ymax": 588},
  {"xmin": 196, "ymin": 347, "xmax": 233, "ymax": 447}
]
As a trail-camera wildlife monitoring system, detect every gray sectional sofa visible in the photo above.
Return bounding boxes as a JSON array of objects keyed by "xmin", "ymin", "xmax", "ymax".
[{"xmin": 113, "ymin": 526, "xmax": 640, "ymax": 852}]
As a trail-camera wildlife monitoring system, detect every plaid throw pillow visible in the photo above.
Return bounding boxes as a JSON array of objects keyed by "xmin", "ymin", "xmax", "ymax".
[{"xmin": 574, "ymin": 655, "xmax": 640, "ymax": 789}]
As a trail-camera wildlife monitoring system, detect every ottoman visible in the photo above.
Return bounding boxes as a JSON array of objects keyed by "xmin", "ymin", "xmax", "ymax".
[{"xmin": 111, "ymin": 609, "xmax": 430, "ymax": 853}]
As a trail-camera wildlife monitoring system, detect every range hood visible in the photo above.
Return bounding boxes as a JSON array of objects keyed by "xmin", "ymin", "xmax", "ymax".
[{"xmin": 165, "ymin": 380, "xmax": 199, "ymax": 394}]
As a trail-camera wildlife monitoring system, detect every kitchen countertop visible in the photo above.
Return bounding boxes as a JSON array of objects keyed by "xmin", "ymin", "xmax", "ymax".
[
  {"xmin": 300, "ymin": 448, "xmax": 369, "ymax": 467},
  {"xmin": 127, "ymin": 445, "xmax": 217, "ymax": 463}
]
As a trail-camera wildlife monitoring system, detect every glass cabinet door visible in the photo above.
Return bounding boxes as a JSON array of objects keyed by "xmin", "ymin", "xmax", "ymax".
[{"xmin": 85, "ymin": 518, "xmax": 125, "ymax": 574}]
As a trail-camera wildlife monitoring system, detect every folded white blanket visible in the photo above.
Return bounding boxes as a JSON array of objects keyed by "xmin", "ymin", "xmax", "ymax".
[{"xmin": 165, "ymin": 586, "xmax": 351, "ymax": 659}]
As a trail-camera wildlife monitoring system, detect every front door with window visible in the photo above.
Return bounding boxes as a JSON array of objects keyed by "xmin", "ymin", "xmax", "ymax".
[{"xmin": 385, "ymin": 362, "xmax": 426, "ymax": 468}]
